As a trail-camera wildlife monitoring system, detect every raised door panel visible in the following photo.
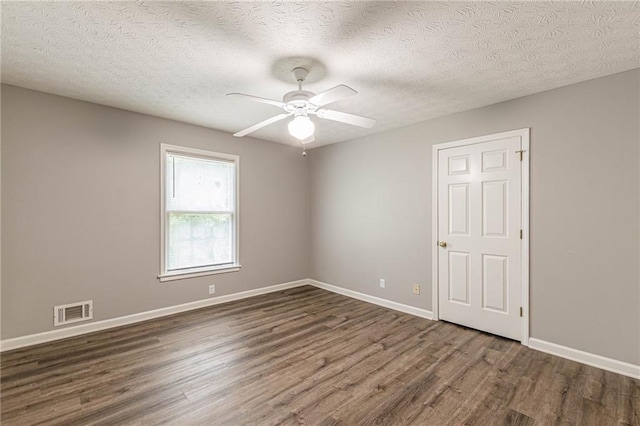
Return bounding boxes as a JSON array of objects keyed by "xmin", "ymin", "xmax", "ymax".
[
  {"xmin": 481, "ymin": 149, "xmax": 508, "ymax": 172},
  {"xmin": 448, "ymin": 252, "xmax": 470, "ymax": 305},
  {"xmin": 449, "ymin": 183, "xmax": 470, "ymax": 236},
  {"xmin": 482, "ymin": 254, "xmax": 508, "ymax": 313},
  {"xmin": 482, "ymin": 180, "xmax": 508, "ymax": 237},
  {"xmin": 448, "ymin": 155, "xmax": 470, "ymax": 175}
]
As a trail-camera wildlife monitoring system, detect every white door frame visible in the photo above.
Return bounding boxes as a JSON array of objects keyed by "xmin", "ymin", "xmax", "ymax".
[{"xmin": 431, "ymin": 128, "xmax": 530, "ymax": 345}]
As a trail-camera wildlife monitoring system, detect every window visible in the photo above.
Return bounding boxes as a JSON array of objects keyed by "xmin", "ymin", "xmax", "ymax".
[{"xmin": 159, "ymin": 144, "xmax": 239, "ymax": 281}]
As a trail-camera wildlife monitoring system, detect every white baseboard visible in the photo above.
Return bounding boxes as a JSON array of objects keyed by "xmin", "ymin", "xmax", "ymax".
[
  {"xmin": 308, "ymin": 279, "xmax": 433, "ymax": 320},
  {"xmin": 0, "ymin": 279, "xmax": 308, "ymax": 352},
  {"xmin": 307, "ymin": 280, "xmax": 640, "ymax": 380},
  {"xmin": 7, "ymin": 279, "xmax": 635, "ymax": 381},
  {"xmin": 528, "ymin": 338, "xmax": 640, "ymax": 379}
]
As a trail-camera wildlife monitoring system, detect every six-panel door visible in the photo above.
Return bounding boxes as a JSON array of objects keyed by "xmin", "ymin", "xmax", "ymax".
[{"xmin": 437, "ymin": 136, "xmax": 522, "ymax": 340}]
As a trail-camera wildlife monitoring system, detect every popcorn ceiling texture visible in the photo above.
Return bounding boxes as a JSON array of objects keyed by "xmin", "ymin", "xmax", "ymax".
[{"xmin": 1, "ymin": 1, "xmax": 638, "ymax": 147}]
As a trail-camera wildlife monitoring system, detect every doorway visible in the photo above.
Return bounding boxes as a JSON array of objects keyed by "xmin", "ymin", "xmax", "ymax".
[{"xmin": 431, "ymin": 129, "xmax": 529, "ymax": 344}]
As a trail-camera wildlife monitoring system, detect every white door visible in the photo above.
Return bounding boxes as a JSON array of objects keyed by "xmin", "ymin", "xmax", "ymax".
[{"xmin": 437, "ymin": 135, "xmax": 523, "ymax": 340}]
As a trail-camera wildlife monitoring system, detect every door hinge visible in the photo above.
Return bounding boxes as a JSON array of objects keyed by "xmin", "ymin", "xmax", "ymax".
[
  {"xmin": 520, "ymin": 229, "xmax": 523, "ymax": 239},
  {"xmin": 516, "ymin": 150, "xmax": 525, "ymax": 161},
  {"xmin": 519, "ymin": 307, "xmax": 523, "ymax": 317}
]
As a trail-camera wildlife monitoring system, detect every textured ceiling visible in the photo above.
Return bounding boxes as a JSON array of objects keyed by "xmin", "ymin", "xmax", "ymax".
[{"xmin": 2, "ymin": 1, "xmax": 639, "ymax": 148}]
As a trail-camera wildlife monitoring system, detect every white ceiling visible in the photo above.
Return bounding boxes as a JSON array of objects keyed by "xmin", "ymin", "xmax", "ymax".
[{"xmin": 2, "ymin": 2, "xmax": 639, "ymax": 148}]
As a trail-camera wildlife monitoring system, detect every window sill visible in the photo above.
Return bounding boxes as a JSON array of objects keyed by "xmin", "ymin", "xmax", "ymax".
[{"xmin": 158, "ymin": 265, "xmax": 241, "ymax": 282}]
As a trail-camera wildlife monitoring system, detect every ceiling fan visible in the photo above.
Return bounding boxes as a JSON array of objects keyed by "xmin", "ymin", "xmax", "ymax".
[{"xmin": 227, "ymin": 67, "xmax": 376, "ymax": 144}]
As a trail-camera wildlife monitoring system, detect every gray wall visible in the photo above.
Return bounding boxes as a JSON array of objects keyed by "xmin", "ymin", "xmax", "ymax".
[
  {"xmin": 1, "ymin": 85, "xmax": 310, "ymax": 339},
  {"xmin": 3, "ymin": 70, "xmax": 639, "ymax": 366},
  {"xmin": 309, "ymin": 69, "xmax": 640, "ymax": 365}
]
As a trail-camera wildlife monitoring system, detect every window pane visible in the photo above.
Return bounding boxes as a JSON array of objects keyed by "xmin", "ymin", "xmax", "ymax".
[
  {"xmin": 167, "ymin": 213, "xmax": 232, "ymax": 270},
  {"xmin": 167, "ymin": 154, "xmax": 234, "ymax": 212}
]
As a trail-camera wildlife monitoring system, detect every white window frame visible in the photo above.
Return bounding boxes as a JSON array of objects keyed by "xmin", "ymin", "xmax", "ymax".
[{"xmin": 158, "ymin": 144, "xmax": 240, "ymax": 282}]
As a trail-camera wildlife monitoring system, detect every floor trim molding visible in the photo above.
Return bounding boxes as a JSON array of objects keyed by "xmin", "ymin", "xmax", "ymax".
[
  {"xmin": 4, "ymin": 278, "xmax": 637, "ymax": 380},
  {"xmin": 528, "ymin": 338, "xmax": 640, "ymax": 379},
  {"xmin": 308, "ymin": 279, "xmax": 434, "ymax": 320},
  {"xmin": 308, "ymin": 280, "xmax": 640, "ymax": 379},
  {"xmin": 0, "ymin": 279, "xmax": 308, "ymax": 352}
]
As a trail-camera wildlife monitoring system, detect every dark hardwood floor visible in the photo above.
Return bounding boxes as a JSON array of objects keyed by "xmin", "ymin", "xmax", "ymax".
[{"xmin": 1, "ymin": 286, "xmax": 638, "ymax": 425}]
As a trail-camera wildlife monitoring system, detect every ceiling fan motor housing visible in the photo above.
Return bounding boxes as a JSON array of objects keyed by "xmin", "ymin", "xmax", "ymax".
[
  {"xmin": 283, "ymin": 90, "xmax": 315, "ymax": 104},
  {"xmin": 283, "ymin": 90, "xmax": 319, "ymax": 116}
]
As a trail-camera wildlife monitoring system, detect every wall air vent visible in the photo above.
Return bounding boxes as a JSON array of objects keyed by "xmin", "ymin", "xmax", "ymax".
[{"xmin": 53, "ymin": 300, "xmax": 93, "ymax": 326}]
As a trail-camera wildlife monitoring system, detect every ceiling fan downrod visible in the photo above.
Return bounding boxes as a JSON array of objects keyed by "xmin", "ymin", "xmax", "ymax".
[{"xmin": 292, "ymin": 67, "xmax": 308, "ymax": 91}]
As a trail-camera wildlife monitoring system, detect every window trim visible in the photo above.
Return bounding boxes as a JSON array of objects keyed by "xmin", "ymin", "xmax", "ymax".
[{"xmin": 158, "ymin": 144, "xmax": 240, "ymax": 282}]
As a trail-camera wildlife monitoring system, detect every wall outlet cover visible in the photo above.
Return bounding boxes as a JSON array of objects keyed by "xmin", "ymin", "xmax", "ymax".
[
  {"xmin": 209, "ymin": 285, "xmax": 216, "ymax": 294},
  {"xmin": 412, "ymin": 284, "xmax": 420, "ymax": 295}
]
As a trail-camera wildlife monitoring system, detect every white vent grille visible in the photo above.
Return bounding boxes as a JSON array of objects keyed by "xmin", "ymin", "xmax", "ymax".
[{"xmin": 53, "ymin": 300, "xmax": 93, "ymax": 326}]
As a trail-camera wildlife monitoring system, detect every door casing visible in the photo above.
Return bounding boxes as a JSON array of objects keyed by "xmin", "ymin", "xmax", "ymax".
[{"xmin": 431, "ymin": 128, "xmax": 530, "ymax": 345}]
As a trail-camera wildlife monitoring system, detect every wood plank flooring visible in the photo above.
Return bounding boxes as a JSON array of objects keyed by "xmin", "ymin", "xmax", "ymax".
[{"xmin": 1, "ymin": 286, "xmax": 638, "ymax": 425}]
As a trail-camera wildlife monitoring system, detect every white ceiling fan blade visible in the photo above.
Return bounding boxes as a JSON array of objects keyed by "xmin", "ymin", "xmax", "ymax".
[
  {"xmin": 233, "ymin": 113, "xmax": 291, "ymax": 137},
  {"xmin": 308, "ymin": 85, "xmax": 357, "ymax": 107},
  {"xmin": 227, "ymin": 93, "xmax": 286, "ymax": 109},
  {"xmin": 316, "ymin": 109, "xmax": 376, "ymax": 128}
]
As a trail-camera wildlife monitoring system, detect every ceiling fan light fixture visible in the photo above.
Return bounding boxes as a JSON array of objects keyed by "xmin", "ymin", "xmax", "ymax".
[{"xmin": 288, "ymin": 115, "xmax": 315, "ymax": 140}]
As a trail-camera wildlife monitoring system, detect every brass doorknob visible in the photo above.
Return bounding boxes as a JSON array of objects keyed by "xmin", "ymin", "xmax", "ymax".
[{"xmin": 438, "ymin": 241, "xmax": 447, "ymax": 248}]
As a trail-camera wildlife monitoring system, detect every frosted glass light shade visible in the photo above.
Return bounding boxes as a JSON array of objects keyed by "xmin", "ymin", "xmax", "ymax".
[{"xmin": 288, "ymin": 116, "xmax": 315, "ymax": 140}]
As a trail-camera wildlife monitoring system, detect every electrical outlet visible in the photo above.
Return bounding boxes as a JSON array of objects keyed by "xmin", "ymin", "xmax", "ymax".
[
  {"xmin": 209, "ymin": 285, "xmax": 216, "ymax": 295},
  {"xmin": 379, "ymin": 279, "xmax": 385, "ymax": 288},
  {"xmin": 412, "ymin": 284, "xmax": 420, "ymax": 295}
]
